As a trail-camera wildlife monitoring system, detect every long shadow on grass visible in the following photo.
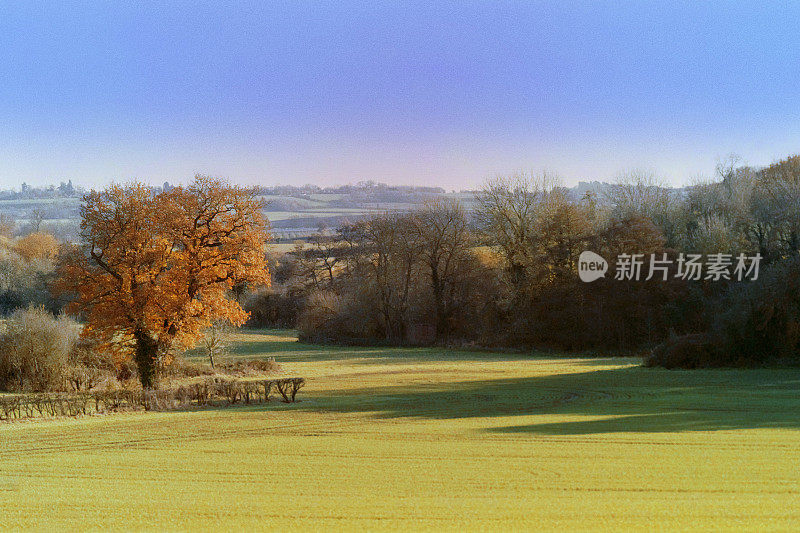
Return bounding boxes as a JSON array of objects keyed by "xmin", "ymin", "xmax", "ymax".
[
  {"xmin": 190, "ymin": 329, "xmax": 599, "ymax": 365},
  {"xmin": 226, "ymin": 340, "xmax": 543, "ymax": 365},
  {"xmin": 300, "ymin": 366, "xmax": 800, "ymax": 435}
]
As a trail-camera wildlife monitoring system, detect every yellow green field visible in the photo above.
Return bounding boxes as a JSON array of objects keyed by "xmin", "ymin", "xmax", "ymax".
[{"xmin": 2, "ymin": 330, "xmax": 800, "ymax": 531}]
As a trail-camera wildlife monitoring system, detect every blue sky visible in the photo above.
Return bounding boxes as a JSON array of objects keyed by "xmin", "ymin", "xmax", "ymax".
[{"xmin": 1, "ymin": 1, "xmax": 799, "ymax": 189}]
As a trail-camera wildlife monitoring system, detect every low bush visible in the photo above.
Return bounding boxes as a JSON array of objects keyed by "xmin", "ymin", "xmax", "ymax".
[
  {"xmin": 297, "ymin": 289, "xmax": 383, "ymax": 344},
  {"xmin": 245, "ymin": 288, "xmax": 301, "ymax": 328},
  {"xmin": 163, "ymin": 356, "xmax": 281, "ymax": 379},
  {"xmin": 644, "ymin": 333, "xmax": 721, "ymax": 369},
  {"xmin": 0, "ymin": 306, "xmax": 79, "ymax": 392},
  {"xmin": 216, "ymin": 358, "xmax": 281, "ymax": 376}
]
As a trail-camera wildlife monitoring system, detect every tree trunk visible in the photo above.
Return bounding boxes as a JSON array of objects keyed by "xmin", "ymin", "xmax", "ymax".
[
  {"xmin": 133, "ymin": 329, "xmax": 159, "ymax": 389},
  {"xmin": 431, "ymin": 268, "xmax": 446, "ymax": 341}
]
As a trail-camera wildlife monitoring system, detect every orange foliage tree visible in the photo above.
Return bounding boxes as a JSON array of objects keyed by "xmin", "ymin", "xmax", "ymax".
[
  {"xmin": 14, "ymin": 232, "xmax": 60, "ymax": 262},
  {"xmin": 58, "ymin": 176, "xmax": 270, "ymax": 388}
]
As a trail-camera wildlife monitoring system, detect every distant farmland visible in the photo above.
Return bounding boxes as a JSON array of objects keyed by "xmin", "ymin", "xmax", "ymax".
[{"xmin": 0, "ymin": 184, "xmax": 483, "ymax": 242}]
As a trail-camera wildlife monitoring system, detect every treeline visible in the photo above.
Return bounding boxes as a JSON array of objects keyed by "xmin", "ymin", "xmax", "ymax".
[
  {"xmin": 0, "ymin": 180, "xmax": 80, "ymax": 200},
  {"xmin": 257, "ymin": 181, "xmax": 445, "ymax": 197},
  {"xmin": 0, "ymin": 180, "xmax": 182, "ymax": 200},
  {"xmin": 249, "ymin": 155, "xmax": 800, "ymax": 367},
  {"xmin": 1, "ymin": 159, "xmax": 799, "ymax": 375}
]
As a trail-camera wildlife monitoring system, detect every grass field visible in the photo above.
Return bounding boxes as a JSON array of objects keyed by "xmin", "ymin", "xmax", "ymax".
[{"xmin": 2, "ymin": 330, "xmax": 800, "ymax": 530}]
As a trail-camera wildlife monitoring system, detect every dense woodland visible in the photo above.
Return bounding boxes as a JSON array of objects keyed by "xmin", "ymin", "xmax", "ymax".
[
  {"xmin": 2, "ymin": 155, "xmax": 800, "ymax": 393},
  {"xmin": 253, "ymin": 155, "xmax": 800, "ymax": 369}
]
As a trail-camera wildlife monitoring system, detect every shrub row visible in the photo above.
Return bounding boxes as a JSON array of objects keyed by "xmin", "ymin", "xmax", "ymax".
[
  {"xmin": 646, "ymin": 257, "xmax": 800, "ymax": 368},
  {"xmin": 0, "ymin": 377, "xmax": 305, "ymax": 421}
]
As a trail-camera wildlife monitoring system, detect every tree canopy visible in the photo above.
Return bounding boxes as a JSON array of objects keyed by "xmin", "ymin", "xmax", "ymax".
[{"xmin": 59, "ymin": 176, "xmax": 269, "ymax": 388}]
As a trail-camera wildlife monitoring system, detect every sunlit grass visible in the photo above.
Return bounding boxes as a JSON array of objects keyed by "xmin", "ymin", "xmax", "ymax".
[{"xmin": 2, "ymin": 329, "xmax": 799, "ymax": 530}]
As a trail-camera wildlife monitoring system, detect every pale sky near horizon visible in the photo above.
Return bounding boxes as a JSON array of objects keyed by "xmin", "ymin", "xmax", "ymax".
[{"xmin": 1, "ymin": 2, "xmax": 799, "ymax": 190}]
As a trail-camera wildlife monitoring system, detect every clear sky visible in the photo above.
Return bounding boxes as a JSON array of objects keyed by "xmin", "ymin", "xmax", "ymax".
[{"xmin": 1, "ymin": 1, "xmax": 799, "ymax": 190}]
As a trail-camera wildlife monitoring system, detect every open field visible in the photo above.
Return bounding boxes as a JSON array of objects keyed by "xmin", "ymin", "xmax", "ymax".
[{"xmin": 2, "ymin": 330, "xmax": 800, "ymax": 530}]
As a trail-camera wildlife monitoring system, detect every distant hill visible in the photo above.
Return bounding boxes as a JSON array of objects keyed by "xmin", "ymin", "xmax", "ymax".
[{"xmin": 0, "ymin": 179, "xmax": 687, "ymax": 241}]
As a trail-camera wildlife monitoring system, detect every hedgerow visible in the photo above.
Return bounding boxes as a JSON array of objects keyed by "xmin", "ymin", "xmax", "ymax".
[{"xmin": 0, "ymin": 377, "xmax": 305, "ymax": 421}]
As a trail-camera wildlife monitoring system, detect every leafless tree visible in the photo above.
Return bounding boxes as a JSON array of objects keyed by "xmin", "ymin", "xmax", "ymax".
[
  {"xmin": 201, "ymin": 320, "xmax": 234, "ymax": 369},
  {"xmin": 476, "ymin": 171, "xmax": 560, "ymax": 290},
  {"xmin": 413, "ymin": 199, "xmax": 475, "ymax": 340},
  {"xmin": 28, "ymin": 207, "xmax": 46, "ymax": 234},
  {"xmin": 605, "ymin": 169, "xmax": 678, "ymax": 245}
]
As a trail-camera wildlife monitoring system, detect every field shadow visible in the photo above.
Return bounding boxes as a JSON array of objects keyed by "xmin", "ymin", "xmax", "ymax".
[
  {"xmin": 187, "ymin": 329, "xmax": 800, "ymax": 435},
  {"xmin": 302, "ymin": 367, "xmax": 800, "ymax": 435},
  {"xmin": 219, "ymin": 331, "xmax": 540, "ymax": 365}
]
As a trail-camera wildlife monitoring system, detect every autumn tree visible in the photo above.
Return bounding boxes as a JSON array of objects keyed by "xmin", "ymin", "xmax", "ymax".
[
  {"xmin": 14, "ymin": 232, "xmax": 60, "ymax": 262},
  {"xmin": 58, "ymin": 176, "xmax": 270, "ymax": 388},
  {"xmin": 531, "ymin": 187, "xmax": 593, "ymax": 282}
]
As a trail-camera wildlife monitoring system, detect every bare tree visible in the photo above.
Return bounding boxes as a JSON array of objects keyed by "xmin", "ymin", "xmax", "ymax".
[
  {"xmin": 605, "ymin": 169, "xmax": 672, "ymax": 219},
  {"xmin": 476, "ymin": 171, "xmax": 560, "ymax": 291},
  {"xmin": 605, "ymin": 169, "xmax": 677, "ymax": 245},
  {"xmin": 201, "ymin": 320, "xmax": 234, "ymax": 369},
  {"xmin": 758, "ymin": 155, "xmax": 800, "ymax": 255},
  {"xmin": 28, "ymin": 207, "xmax": 46, "ymax": 234},
  {"xmin": 292, "ymin": 235, "xmax": 346, "ymax": 292},
  {"xmin": 413, "ymin": 199, "xmax": 474, "ymax": 340},
  {"xmin": 342, "ymin": 214, "xmax": 421, "ymax": 340}
]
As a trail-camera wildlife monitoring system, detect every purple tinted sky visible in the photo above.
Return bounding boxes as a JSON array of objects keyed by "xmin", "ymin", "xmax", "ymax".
[{"xmin": 1, "ymin": 1, "xmax": 799, "ymax": 189}]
